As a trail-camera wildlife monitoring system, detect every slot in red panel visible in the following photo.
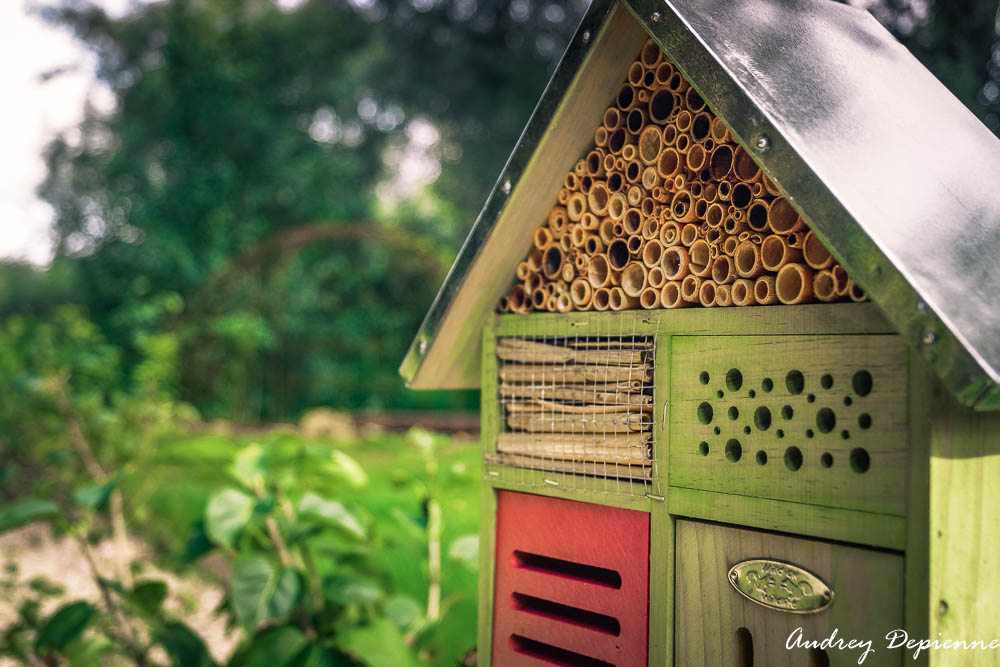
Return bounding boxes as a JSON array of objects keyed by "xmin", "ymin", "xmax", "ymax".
[{"xmin": 492, "ymin": 490, "xmax": 650, "ymax": 667}]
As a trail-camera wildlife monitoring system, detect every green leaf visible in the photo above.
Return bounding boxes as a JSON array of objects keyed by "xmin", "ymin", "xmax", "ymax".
[
  {"xmin": 205, "ymin": 488, "xmax": 255, "ymax": 548},
  {"xmin": 231, "ymin": 443, "xmax": 267, "ymax": 490},
  {"xmin": 231, "ymin": 558, "xmax": 302, "ymax": 632},
  {"xmin": 298, "ymin": 493, "xmax": 366, "ymax": 540},
  {"xmin": 447, "ymin": 535, "xmax": 479, "ymax": 569},
  {"xmin": 155, "ymin": 621, "xmax": 216, "ymax": 667},
  {"xmin": 322, "ymin": 574, "xmax": 382, "ymax": 606},
  {"xmin": 0, "ymin": 499, "xmax": 59, "ymax": 532},
  {"xmin": 384, "ymin": 595, "xmax": 422, "ymax": 631},
  {"xmin": 128, "ymin": 580, "xmax": 169, "ymax": 615},
  {"xmin": 35, "ymin": 601, "xmax": 95, "ymax": 652},
  {"xmin": 335, "ymin": 618, "xmax": 417, "ymax": 667},
  {"xmin": 73, "ymin": 480, "xmax": 116, "ymax": 511},
  {"xmin": 247, "ymin": 626, "xmax": 308, "ymax": 667},
  {"xmin": 330, "ymin": 450, "xmax": 367, "ymax": 487}
]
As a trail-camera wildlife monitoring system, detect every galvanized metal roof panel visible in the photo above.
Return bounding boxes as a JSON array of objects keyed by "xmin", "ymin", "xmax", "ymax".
[{"xmin": 402, "ymin": 0, "xmax": 1000, "ymax": 409}]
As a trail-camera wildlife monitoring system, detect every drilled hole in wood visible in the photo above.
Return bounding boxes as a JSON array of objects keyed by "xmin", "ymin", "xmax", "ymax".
[
  {"xmin": 755, "ymin": 450, "xmax": 768, "ymax": 465},
  {"xmin": 843, "ymin": 396, "xmax": 853, "ymax": 406},
  {"xmin": 841, "ymin": 430, "xmax": 850, "ymax": 440},
  {"xmin": 850, "ymin": 448, "xmax": 871, "ymax": 473},
  {"xmin": 807, "ymin": 393, "xmax": 816, "ymax": 403},
  {"xmin": 781, "ymin": 405, "xmax": 794, "ymax": 420},
  {"xmin": 820, "ymin": 373, "xmax": 834, "ymax": 389},
  {"xmin": 776, "ymin": 429, "xmax": 784, "ymax": 438},
  {"xmin": 743, "ymin": 425, "xmax": 751, "ymax": 435},
  {"xmin": 805, "ymin": 429, "xmax": 814, "ymax": 438},
  {"xmin": 853, "ymin": 369, "xmax": 873, "ymax": 396},
  {"xmin": 699, "ymin": 370, "xmax": 710, "ymax": 385},
  {"xmin": 820, "ymin": 452, "xmax": 834, "ymax": 468},
  {"xmin": 747, "ymin": 389, "xmax": 756, "ymax": 398},
  {"xmin": 786, "ymin": 370, "xmax": 805, "ymax": 394},
  {"xmin": 716, "ymin": 389, "xmax": 725, "ymax": 399},
  {"xmin": 728, "ymin": 406, "xmax": 739, "ymax": 420},
  {"xmin": 713, "ymin": 426, "xmax": 721, "ymax": 435},
  {"xmin": 697, "ymin": 402, "xmax": 714, "ymax": 424},
  {"xmin": 754, "ymin": 406, "xmax": 772, "ymax": 431},
  {"xmin": 726, "ymin": 438, "xmax": 742, "ymax": 462},
  {"xmin": 816, "ymin": 407, "xmax": 836, "ymax": 433},
  {"xmin": 785, "ymin": 446, "xmax": 803, "ymax": 471},
  {"xmin": 735, "ymin": 627, "xmax": 754, "ymax": 667},
  {"xmin": 726, "ymin": 368, "xmax": 743, "ymax": 391},
  {"xmin": 858, "ymin": 413, "xmax": 872, "ymax": 429},
  {"xmin": 699, "ymin": 441, "xmax": 709, "ymax": 456},
  {"xmin": 761, "ymin": 377, "xmax": 774, "ymax": 392}
]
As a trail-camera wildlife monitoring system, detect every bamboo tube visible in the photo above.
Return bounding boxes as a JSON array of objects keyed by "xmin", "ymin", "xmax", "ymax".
[
  {"xmin": 760, "ymin": 234, "xmax": 803, "ymax": 272},
  {"xmin": 623, "ymin": 208, "xmax": 642, "ymax": 235},
  {"xmin": 723, "ymin": 218, "xmax": 748, "ymax": 238},
  {"xmin": 709, "ymin": 244, "xmax": 720, "ymax": 259},
  {"xmin": 516, "ymin": 262, "xmax": 530, "ymax": 281},
  {"xmin": 647, "ymin": 265, "xmax": 666, "ymax": 289},
  {"xmin": 567, "ymin": 192, "xmax": 586, "ymax": 221},
  {"xmin": 530, "ymin": 288, "xmax": 545, "ymax": 310},
  {"xmin": 660, "ymin": 245, "xmax": 690, "ymax": 281},
  {"xmin": 575, "ymin": 254, "xmax": 589, "ymax": 275},
  {"xmin": 848, "ymin": 281, "xmax": 868, "ymax": 302},
  {"xmin": 749, "ymin": 234, "xmax": 763, "ymax": 244},
  {"xmin": 662, "ymin": 124, "xmax": 677, "ymax": 147},
  {"xmin": 702, "ymin": 182, "xmax": 718, "ymax": 203},
  {"xmin": 638, "ymin": 126, "xmax": 662, "ymax": 165},
  {"xmin": 608, "ymin": 128, "xmax": 627, "ymax": 154},
  {"xmin": 556, "ymin": 293, "xmax": 572, "ymax": 312},
  {"xmin": 608, "ymin": 172, "xmax": 623, "ymax": 192},
  {"xmin": 675, "ymin": 134, "xmax": 690, "ymax": 154},
  {"xmin": 690, "ymin": 113, "xmax": 711, "ymax": 142},
  {"xmin": 680, "ymin": 275, "xmax": 701, "ymax": 302},
  {"xmin": 496, "ymin": 435, "xmax": 649, "ymax": 463},
  {"xmin": 642, "ymin": 239, "xmax": 663, "ymax": 268},
  {"xmin": 705, "ymin": 228, "xmax": 722, "ymax": 245},
  {"xmin": 654, "ymin": 62, "xmax": 674, "ymax": 86},
  {"xmin": 762, "ymin": 173, "xmax": 782, "ymax": 196},
  {"xmin": 607, "ymin": 239, "xmax": 630, "ymax": 271},
  {"xmin": 641, "ymin": 216, "xmax": 659, "ymax": 242},
  {"xmin": 679, "ymin": 223, "xmax": 699, "ymax": 247},
  {"xmin": 533, "ymin": 227, "xmax": 552, "ymax": 250},
  {"xmin": 586, "ymin": 181, "xmax": 610, "ymax": 217},
  {"xmin": 525, "ymin": 271, "xmax": 543, "ymax": 294},
  {"xmin": 561, "ymin": 262, "xmax": 575, "ymax": 283},
  {"xmin": 636, "ymin": 286, "xmax": 657, "ymax": 309},
  {"xmin": 585, "ymin": 150, "xmax": 606, "ymax": 177},
  {"xmin": 612, "ymin": 222, "xmax": 625, "ymax": 237},
  {"xmin": 731, "ymin": 182, "xmax": 752, "ymax": 209},
  {"xmin": 640, "ymin": 38, "xmax": 661, "ymax": 67},
  {"xmin": 584, "ymin": 234, "xmax": 603, "ymax": 255},
  {"xmin": 616, "ymin": 84, "xmax": 638, "ymax": 111},
  {"xmin": 689, "ymin": 182, "xmax": 703, "ymax": 198},
  {"xmin": 627, "ymin": 60, "xmax": 645, "ymax": 87},
  {"xmin": 637, "ymin": 89, "xmax": 649, "ymax": 103},
  {"xmin": 622, "ymin": 144, "xmax": 638, "ymax": 163},
  {"xmin": 667, "ymin": 72, "xmax": 685, "ymax": 93},
  {"xmin": 559, "ymin": 235, "xmax": 572, "ymax": 253},
  {"xmin": 731, "ymin": 278, "xmax": 755, "ymax": 306},
  {"xmin": 570, "ymin": 224, "xmax": 586, "ymax": 248},
  {"xmin": 737, "ymin": 230, "xmax": 751, "ymax": 242},
  {"xmin": 581, "ymin": 212, "xmax": 599, "ymax": 231},
  {"xmin": 747, "ymin": 200, "xmax": 769, "ymax": 231},
  {"xmin": 549, "ymin": 207, "xmax": 568, "ymax": 230},
  {"xmin": 545, "ymin": 294, "xmax": 557, "ymax": 312},
  {"xmin": 574, "ymin": 159, "xmax": 587, "ymax": 178},
  {"xmin": 708, "ymin": 144, "xmax": 733, "ymax": 181},
  {"xmin": 734, "ymin": 240, "xmax": 764, "ymax": 278},
  {"xmin": 497, "ymin": 295, "xmax": 509, "ymax": 312},
  {"xmin": 705, "ymin": 202, "xmax": 725, "ymax": 228},
  {"xmin": 767, "ymin": 197, "xmax": 804, "ymax": 234},
  {"xmin": 508, "ymin": 284, "xmax": 528, "ymax": 313},
  {"xmin": 594, "ymin": 126, "xmax": 608, "ymax": 148},
  {"xmin": 565, "ymin": 172, "xmax": 579, "ymax": 191},
  {"xmin": 648, "ymin": 88, "xmax": 674, "ymax": 123},
  {"xmin": 686, "ymin": 143, "xmax": 707, "ymax": 171},
  {"xmin": 813, "ymin": 269, "xmax": 837, "ymax": 302},
  {"xmin": 671, "ymin": 191, "xmax": 698, "ymax": 222},
  {"xmin": 599, "ymin": 219, "xmax": 616, "ymax": 245},
  {"xmin": 710, "ymin": 117, "xmax": 730, "ymax": 143},
  {"xmin": 499, "ymin": 385, "xmax": 652, "ymax": 407},
  {"xmin": 698, "ymin": 279, "xmax": 718, "ymax": 307},
  {"xmin": 541, "ymin": 244, "xmax": 564, "ymax": 280},
  {"xmin": 732, "ymin": 146, "xmax": 760, "ymax": 182},
  {"xmin": 640, "ymin": 197, "xmax": 656, "ymax": 217},
  {"xmin": 507, "ymin": 411, "xmax": 649, "ymax": 434},
  {"xmin": 715, "ymin": 283, "xmax": 733, "ymax": 307},
  {"xmin": 775, "ymin": 263, "xmax": 814, "ymax": 304},
  {"xmin": 608, "ymin": 192, "xmax": 628, "ymax": 220},
  {"xmin": 751, "ymin": 181, "xmax": 765, "ymax": 198},
  {"xmin": 621, "ymin": 261, "xmax": 648, "ymax": 297},
  {"xmin": 659, "ymin": 280, "xmax": 686, "ymax": 309},
  {"xmin": 787, "ymin": 231, "xmax": 804, "ymax": 248},
  {"xmin": 723, "ymin": 235, "xmax": 739, "ymax": 256},
  {"xmin": 593, "ymin": 287, "xmax": 611, "ymax": 311},
  {"xmin": 609, "ymin": 286, "xmax": 639, "ymax": 310},
  {"xmin": 803, "ymin": 230, "xmax": 834, "ymax": 269},
  {"xmin": 716, "ymin": 180, "xmax": 732, "ymax": 202},
  {"xmin": 497, "ymin": 339, "xmax": 646, "ymax": 365},
  {"xmin": 557, "ymin": 188, "xmax": 570, "ymax": 205},
  {"xmin": 626, "ymin": 184, "xmax": 643, "ymax": 207},
  {"xmin": 625, "ymin": 108, "xmax": 647, "ymax": 135},
  {"xmin": 689, "ymin": 239, "xmax": 712, "ymax": 277},
  {"xmin": 626, "ymin": 234, "xmax": 642, "ymax": 255},
  {"xmin": 588, "ymin": 253, "xmax": 612, "ymax": 288},
  {"xmin": 660, "ymin": 220, "xmax": 680, "ymax": 246},
  {"xmin": 832, "ymin": 264, "xmax": 850, "ymax": 296},
  {"xmin": 676, "ymin": 109, "xmax": 693, "ymax": 132},
  {"xmin": 752, "ymin": 275, "xmax": 777, "ymax": 305},
  {"xmin": 711, "ymin": 255, "xmax": 736, "ymax": 284},
  {"xmin": 603, "ymin": 107, "xmax": 622, "ymax": 130},
  {"xmin": 641, "ymin": 167, "xmax": 659, "ymax": 191},
  {"xmin": 603, "ymin": 153, "xmax": 617, "ymax": 174},
  {"xmin": 656, "ymin": 147, "xmax": 681, "ymax": 180}
]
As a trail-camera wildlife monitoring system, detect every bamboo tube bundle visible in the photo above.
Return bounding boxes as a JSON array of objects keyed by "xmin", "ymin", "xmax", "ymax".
[{"xmin": 497, "ymin": 40, "xmax": 867, "ymax": 314}]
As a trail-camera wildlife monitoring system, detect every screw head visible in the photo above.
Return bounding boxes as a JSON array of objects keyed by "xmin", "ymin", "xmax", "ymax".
[
  {"xmin": 502, "ymin": 180, "xmax": 512, "ymax": 194},
  {"xmin": 755, "ymin": 134, "xmax": 770, "ymax": 152},
  {"xmin": 581, "ymin": 29, "xmax": 591, "ymax": 43},
  {"xmin": 922, "ymin": 330, "xmax": 937, "ymax": 345},
  {"xmin": 650, "ymin": 11, "xmax": 661, "ymax": 22}
]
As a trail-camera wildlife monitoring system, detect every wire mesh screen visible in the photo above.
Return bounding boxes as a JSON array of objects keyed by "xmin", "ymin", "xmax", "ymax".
[{"xmin": 484, "ymin": 312, "xmax": 658, "ymax": 496}]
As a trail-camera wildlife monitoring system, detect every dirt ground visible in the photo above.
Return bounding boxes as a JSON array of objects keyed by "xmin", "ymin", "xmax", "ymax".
[{"xmin": 0, "ymin": 523, "xmax": 239, "ymax": 664}]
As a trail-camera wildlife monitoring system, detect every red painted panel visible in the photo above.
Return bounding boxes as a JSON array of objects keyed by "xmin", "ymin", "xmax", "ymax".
[{"xmin": 492, "ymin": 490, "xmax": 650, "ymax": 667}]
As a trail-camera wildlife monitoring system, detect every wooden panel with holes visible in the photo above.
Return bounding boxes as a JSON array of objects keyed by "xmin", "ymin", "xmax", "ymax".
[
  {"xmin": 675, "ymin": 520, "xmax": 904, "ymax": 667},
  {"xmin": 492, "ymin": 490, "xmax": 650, "ymax": 667},
  {"xmin": 669, "ymin": 335, "xmax": 908, "ymax": 516}
]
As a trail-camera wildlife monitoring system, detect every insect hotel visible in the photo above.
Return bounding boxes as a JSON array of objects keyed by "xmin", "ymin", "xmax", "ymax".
[{"xmin": 401, "ymin": 0, "xmax": 1000, "ymax": 664}]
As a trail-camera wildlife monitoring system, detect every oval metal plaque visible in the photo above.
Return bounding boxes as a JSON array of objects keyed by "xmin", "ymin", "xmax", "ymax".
[{"xmin": 728, "ymin": 559, "xmax": 833, "ymax": 614}]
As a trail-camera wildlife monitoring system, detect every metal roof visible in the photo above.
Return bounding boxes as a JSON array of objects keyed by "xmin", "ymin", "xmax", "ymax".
[{"xmin": 401, "ymin": 0, "xmax": 1000, "ymax": 409}]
